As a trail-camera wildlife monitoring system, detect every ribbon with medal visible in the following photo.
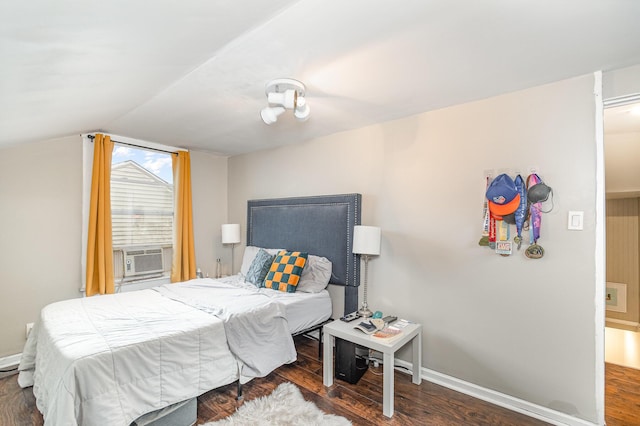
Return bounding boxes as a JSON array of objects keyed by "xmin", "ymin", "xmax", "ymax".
[
  {"xmin": 513, "ymin": 175, "xmax": 527, "ymax": 250},
  {"xmin": 525, "ymin": 173, "xmax": 545, "ymax": 259},
  {"xmin": 479, "ymin": 176, "xmax": 491, "ymax": 247}
]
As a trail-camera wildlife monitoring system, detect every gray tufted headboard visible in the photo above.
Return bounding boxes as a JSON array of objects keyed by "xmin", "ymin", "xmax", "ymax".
[{"xmin": 247, "ymin": 193, "xmax": 361, "ymax": 315}]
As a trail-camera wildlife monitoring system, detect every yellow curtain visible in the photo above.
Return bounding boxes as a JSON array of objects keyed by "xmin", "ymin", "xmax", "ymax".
[
  {"xmin": 86, "ymin": 134, "xmax": 115, "ymax": 296},
  {"xmin": 171, "ymin": 151, "xmax": 196, "ymax": 282}
]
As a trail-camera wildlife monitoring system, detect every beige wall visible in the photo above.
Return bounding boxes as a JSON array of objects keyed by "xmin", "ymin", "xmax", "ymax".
[
  {"xmin": 0, "ymin": 136, "xmax": 83, "ymax": 356},
  {"xmin": 229, "ymin": 74, "xmax": 600, "ymax": 422},
  {"xmin": 0, "ymin": 137, "xmax": 228, "ymax": 357},
  {"xmin": 190, "ymin": 150, "xmax": 229, "ymax": 277}
]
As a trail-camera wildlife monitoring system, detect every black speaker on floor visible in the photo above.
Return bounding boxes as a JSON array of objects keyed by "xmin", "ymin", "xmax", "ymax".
[{"xmin": 335, "ymin": 338, "xmax": 367, "ymax": 384}]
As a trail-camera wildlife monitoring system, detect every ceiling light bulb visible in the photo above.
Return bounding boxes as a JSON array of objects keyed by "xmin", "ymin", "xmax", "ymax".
[
  {"xmin": 630, "ymin": 105, "xmax": 640, "ymax": 116},
  {"xmin": 294, "ymin": 101, "xmax": 310, "ymax": 122},
  {"xmin": 261, "ymin": 106, "xmax": 285, "ymax": 125}
]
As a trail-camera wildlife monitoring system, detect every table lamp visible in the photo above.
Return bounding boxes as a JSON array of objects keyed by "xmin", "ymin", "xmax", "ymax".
[
  {"xmin": 221, "ymin": 224, "xmax": 241, "ymax": 275},
  {"xmin": 353, "ymin": 225, "xmax": 381, "ymax": 318}
]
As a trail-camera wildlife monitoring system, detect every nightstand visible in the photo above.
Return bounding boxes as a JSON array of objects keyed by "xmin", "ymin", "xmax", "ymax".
[{"xmin": 322, "ymin": 319, "xmax": 422, "ymax": 417}]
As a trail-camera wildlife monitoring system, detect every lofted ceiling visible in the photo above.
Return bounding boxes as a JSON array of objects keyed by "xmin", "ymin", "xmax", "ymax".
[{"xmin": 2, "ymin": 0, "xmax": 640, "ymax": 156}]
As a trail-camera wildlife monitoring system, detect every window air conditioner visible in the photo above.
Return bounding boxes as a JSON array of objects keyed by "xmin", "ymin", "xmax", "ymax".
[{"xmin": 123, "ymin": 247, "xmax": 164, "ymax": 277}]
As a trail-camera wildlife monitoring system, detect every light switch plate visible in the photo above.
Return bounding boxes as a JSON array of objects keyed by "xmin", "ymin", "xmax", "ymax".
[{"xmin": 568, "ymin": 211, "xmax": 584, "ymax": 230}]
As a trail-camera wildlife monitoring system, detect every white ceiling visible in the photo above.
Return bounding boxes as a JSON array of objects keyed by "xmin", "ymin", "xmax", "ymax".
[
  {"xmin": 2, "ymin": 0, "xmax": 640, "ymax": 155},
  {"xmin": 604, "ymin": 101, "xmax": 640, "ymax": 196},
  {"xmin": 605, "ymin": 102, "xmax": 640, "ymax": 135}
]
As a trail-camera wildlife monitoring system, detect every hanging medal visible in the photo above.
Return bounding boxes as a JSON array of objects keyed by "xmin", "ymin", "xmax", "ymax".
[
  {"xmin": 525, "ymin": 174, "xmax": 544, "ymax": 259},
  {"xmin": 479, "ymin": 176, "xmax": 490, "ymax": 247},
  {"xmin": 487, "ymin": 175, "xmax": 497, "ymax": 249},
  {"xmin": 513, "ymin": 175, "xmax": 527, "ymax": 250}
]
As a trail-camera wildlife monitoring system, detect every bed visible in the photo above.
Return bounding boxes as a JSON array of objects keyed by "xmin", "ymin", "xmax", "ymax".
[{"xmin": 18, "ymin": 193, "xmax": 361, "ymax": 426}]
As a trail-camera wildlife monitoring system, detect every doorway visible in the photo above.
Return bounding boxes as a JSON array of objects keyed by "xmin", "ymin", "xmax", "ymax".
[
  {"xmin": 604, "ymin": 99, "xmax": 640, "ymax": 369},
  {"xmin": 603, "ymin": 98, "xmax": 640, "ymax": 425}
]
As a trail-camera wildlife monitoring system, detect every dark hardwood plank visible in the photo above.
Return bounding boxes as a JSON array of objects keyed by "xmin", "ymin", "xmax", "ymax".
[
  {"xmin": 0, "ymin": 339, "xmax": 636, "ymax": 425},
  {"xmin": 605, "ymin": 363, "xmax": 640, "ymax": 426},
  {"xmin": 196, "ymin": 336, "xmax": 549, "ymax": 426},
  {"xmin": 0, "ymin": 369, "xmax": 43, "ymax": 426}
]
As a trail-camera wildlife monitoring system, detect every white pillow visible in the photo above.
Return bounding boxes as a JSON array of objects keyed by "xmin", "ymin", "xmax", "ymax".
[
  {"xmin": 297, "ymin": 255, "xmax": 332, "ymax": 293},
  {"xmin": 239, "ymin": 246, "xmax": 285, "ymax": 276}
]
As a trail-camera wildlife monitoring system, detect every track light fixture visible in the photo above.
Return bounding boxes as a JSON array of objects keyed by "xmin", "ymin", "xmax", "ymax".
[{"xmin": 261, "ymin": 78, "xmax": 310, "ymax": 125}]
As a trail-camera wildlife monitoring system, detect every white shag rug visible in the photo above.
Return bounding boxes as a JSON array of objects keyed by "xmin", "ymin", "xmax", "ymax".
[{"xmin": 202, "ymin": 382, "xmax": 351, "ymax": 426}]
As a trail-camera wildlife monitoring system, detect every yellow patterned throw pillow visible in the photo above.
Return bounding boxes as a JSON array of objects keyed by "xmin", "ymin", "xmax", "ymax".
[{"xmin": 263, "ymin": 251, "xmax": 308, "ymax": 292}]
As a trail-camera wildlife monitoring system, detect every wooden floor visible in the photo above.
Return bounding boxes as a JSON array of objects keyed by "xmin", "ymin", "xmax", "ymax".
[
  {"xmin": 1, "ymin": 336, "xmax": 638, "ymax": 425},
  {"xmin": 605, "ymin": 363, "xmax": 640, "ymax": 426}
]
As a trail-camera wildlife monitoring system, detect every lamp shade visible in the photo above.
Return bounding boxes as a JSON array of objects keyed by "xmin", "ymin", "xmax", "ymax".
[
  {"xmin": 221, "ymin": 224, "xmax": 241, "ymax": 244},
  {"xmin": 352, "ymin": 225, "xmax": 381, "ymax": 255}
]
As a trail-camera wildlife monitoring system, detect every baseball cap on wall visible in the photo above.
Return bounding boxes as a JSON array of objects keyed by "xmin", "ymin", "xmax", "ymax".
[{"xmin": 486, "ymin": 174, "xmax": 521, "ymax": 218}]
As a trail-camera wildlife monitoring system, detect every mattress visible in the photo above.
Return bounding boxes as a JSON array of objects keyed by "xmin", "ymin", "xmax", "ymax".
[
  {"xmin": 216, "ymin": 275, "xmax": 332, "ymax": 333},
  {"xmin": 258, "ymin": 286, "xmax": 332, "ymax": 333}
]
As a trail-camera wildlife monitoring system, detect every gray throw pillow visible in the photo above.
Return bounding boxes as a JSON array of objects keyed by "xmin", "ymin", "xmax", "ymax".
[
  {"xmin": 245, "ymin": 248, "xmax": 275, "ymax": 286},
  {"xmin": 298, "ymin": 255, "xmax": 332, "ymax": 293}
]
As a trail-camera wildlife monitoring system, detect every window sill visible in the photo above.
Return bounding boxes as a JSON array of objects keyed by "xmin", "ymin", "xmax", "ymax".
[{"xmin": 118, "ymin": 275, "xmax": 171, "ymax": 292}]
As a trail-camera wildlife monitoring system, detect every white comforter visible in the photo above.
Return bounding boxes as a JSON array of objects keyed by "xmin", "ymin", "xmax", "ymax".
[{"xmin": 18, "ymin": 279, "xmax": 297, "ymax": 426}]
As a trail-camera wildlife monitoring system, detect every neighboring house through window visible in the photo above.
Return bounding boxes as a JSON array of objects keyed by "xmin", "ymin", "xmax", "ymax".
[{"xmin": 111, "ymin": 146, "xmax": 173, "ymax": 284}]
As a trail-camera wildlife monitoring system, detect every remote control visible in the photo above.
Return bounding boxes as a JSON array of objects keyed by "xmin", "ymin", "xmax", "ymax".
[
  {"xmin": 382, "ymin": 315, "xmax": 397, "ymax": 325},
  {"xmin": 340, "ymin": 311, "xmax": 361, "ymax": 322}
]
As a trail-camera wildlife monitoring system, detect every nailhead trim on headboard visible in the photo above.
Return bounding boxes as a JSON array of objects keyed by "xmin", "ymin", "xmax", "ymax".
[{"xmin": 246, "ymin": 194, "xmax": 362, "ymax": 314}]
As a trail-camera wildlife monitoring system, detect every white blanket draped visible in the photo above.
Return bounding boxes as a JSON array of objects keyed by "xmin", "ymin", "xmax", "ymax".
[
  {"xmin": 18, "ymin": 279, "xmax": 297, "ymax": 426},
  {"xmin": 153, "ymin": 280, "xmax": 297, "ymax": 382}
]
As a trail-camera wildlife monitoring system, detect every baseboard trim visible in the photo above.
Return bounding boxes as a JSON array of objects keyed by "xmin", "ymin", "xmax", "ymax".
[
  {"xmin": 0, "ymin": 353, "xmax": 21, "ymax": 370},
  {"xmin": 393, "ymin": 359, "xmax": 597, "ymax": 426},
  {"xmin": 606, "ymin": 318, "xmax": 639, "ymax": 328}
]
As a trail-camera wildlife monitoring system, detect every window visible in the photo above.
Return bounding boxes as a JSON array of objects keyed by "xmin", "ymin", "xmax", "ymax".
[{"xmin": 111, "ymin": 145, "xmax": 173, "ymax": 282}]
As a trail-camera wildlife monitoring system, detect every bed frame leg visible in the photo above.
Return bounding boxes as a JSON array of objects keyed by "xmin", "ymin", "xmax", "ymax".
[
  {"xmin": 236, "ymin": 380, "xmax": 243, "ymax": 401},
  {"xmin": 318, "ymin": 327, "xmax": 323, "ymax": 360}
]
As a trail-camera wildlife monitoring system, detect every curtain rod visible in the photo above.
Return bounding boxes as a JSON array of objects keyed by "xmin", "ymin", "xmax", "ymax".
[{"xmin": 86, "ymin": 134, "xmax": 178, "ymax": 156}]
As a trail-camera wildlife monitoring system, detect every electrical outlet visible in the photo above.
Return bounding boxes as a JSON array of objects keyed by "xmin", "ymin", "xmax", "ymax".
[{"xmin": 25, "ymin": 322, "xmax": 34, "ymax": 339}]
